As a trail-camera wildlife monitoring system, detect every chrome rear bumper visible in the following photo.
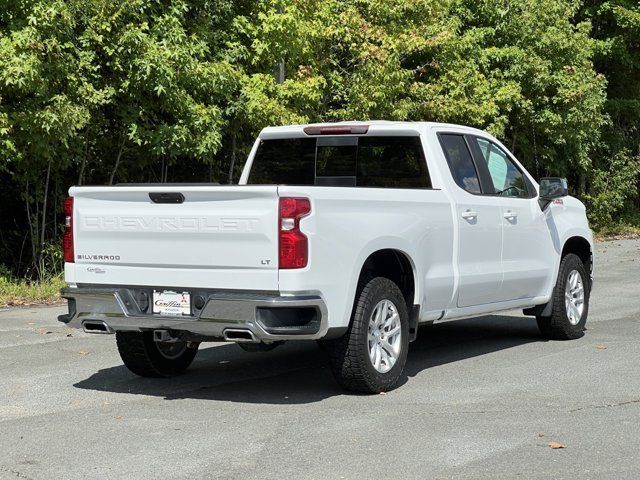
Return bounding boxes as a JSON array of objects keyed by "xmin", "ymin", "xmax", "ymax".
[{"xmin": 59, "ymin": 287, "xmax": 328, "ymax": 341}]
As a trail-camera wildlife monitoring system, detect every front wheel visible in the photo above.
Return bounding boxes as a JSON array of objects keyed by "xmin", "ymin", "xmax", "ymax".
[
  {"xmin": 116, "ymin": 331, "xmax": 199, "ymax": 377},
  {"xmin": 537, "ymin": 253, "xmax": 590, "ymax": 340},
  {"xmin": 325, "ymin": 277, "xmax": 409, "ymax": 393}
]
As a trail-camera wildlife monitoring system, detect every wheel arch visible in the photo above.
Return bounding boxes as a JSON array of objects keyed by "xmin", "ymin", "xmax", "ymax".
[
  {"xmin": 355, "ymin": 248, "xmax": 420, "ymax": 341},
  {"xmin": 562, "ymin": 235, "xmax": 593, "ymax": 281}
]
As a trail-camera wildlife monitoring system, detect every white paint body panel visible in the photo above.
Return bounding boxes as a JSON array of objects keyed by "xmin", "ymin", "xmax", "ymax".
[
  {"xmin": 67, "ymin": 186, "xmax": 280, "ymax": 291},
  {"xmin": 65, "ymin": 121, "xmax": 594, "ymax": 334}
]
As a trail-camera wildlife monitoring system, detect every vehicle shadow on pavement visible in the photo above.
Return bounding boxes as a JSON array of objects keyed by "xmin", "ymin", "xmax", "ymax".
[{"xmin": 73, "ymin": 314, "xmax": 544, "ymax": 404}]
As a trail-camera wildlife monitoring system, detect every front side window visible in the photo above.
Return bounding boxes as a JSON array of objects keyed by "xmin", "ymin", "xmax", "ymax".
[
  {"xmin": 247, "ymin": 136, "xmax": 431, "ymax": 188},
  {"xmin": 473, "ymin": 138, "xmax": 529, "ymax": 198},
  {"xmin": 438, "ymin": 134, "xmax": 481, "ymax": 194}
]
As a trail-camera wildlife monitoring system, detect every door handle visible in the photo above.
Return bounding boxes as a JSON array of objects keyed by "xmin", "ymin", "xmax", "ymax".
[
  {"xmin": 503, "ymin": 210, "xmax": 518, "ymax": 220},
  {"xmin": 461, "ymin": 210, "xmax": 478, "ymax": 220}
]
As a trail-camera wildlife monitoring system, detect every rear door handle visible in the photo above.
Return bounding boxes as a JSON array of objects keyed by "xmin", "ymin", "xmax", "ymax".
[
  {"xmin": 461, "ymin": 210, "xmax": 478, "ymax": 220},
  {"xmin": 503, "ymin": 210, "xmax": 517, "ymax": 220}
]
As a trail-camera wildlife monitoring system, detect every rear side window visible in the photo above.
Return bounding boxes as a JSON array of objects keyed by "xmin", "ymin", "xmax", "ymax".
[
  {"xmin": 358, "ymin": 137, "xmax": 430, "ymax": 188},
  {"xmin": 247, "ymin": 136, "xmax": 431, "ymax": 189},
  {"xmin": 438, "ymin": 134, "xmax": 480, "ymax": 194}
]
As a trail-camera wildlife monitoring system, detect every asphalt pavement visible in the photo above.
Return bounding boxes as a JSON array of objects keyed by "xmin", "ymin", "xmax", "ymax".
[{"xmin": 0, "ymin": 239, "xmax": 639, "ymax": 480}]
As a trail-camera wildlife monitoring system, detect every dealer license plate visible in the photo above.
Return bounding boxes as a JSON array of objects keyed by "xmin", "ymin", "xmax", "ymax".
[{"xmin": 152, "ymin": 290, "xmax": 191, "ymax": 316}]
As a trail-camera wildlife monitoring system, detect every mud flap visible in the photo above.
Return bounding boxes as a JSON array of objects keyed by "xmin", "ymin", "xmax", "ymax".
[
  {"xmin": 409, "ymin": 305, "xmax": 420, "ymax": 342},
  {"xmin": 523, "ymin": 299, "xmax": 554, "ymax": 317}
]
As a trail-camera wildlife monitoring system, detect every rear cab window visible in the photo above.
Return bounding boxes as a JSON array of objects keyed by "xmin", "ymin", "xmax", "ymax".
[{"xmin": 248, "ymin": 136, "xmax": 431, "ymax": 189}]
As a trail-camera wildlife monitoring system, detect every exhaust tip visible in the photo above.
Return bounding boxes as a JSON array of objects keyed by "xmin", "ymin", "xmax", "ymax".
[
  {"xmin": 82, "ymin": 320, "xmax": 113, "ymax": 334},
  {"xmin": 223, "ymin": 329, "xmax": 258, "ymax": 343}
]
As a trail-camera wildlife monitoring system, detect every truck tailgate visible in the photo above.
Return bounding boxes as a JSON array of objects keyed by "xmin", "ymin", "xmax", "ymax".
[{"xmin": 67, "ymin": 185, "xmax": 279, "ymax": 291}]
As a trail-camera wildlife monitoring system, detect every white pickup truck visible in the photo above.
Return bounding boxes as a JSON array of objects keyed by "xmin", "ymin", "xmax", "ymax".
[{"xmin": 59, "ymin": 121, "xmax": 593, "ymax": 393}]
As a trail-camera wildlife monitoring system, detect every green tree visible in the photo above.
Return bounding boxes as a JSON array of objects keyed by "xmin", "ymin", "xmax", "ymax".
[{"xmin": 581, "ymin": 0, "xmax": 640, "ymax": 227}]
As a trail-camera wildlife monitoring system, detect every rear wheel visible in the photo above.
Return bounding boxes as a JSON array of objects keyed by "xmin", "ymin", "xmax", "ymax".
[
  {"xmin": 116, "ymin": 331, "xmax": 199, "ymax": 377},
  {"xmin": 325, "ymin": 277, "xmax": 409, "ymax": 393},
  {"xmin": 537, "ymin": 253, "xmax": 590, "ymax": 340}
]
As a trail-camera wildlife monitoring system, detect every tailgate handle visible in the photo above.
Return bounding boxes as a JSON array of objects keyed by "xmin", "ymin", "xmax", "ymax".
[{"xmin": 149, "ymin": 192, "xmax": 185, "ymax": 204}]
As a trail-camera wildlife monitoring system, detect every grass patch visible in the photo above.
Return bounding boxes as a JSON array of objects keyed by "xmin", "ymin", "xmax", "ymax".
[
  {"xmin": 594, "ymin": 211, "xmax": 640, "ymax": 241},
  {"xmin": 0, "ymin": 275, "xmax": 66, "ymax": 308}
]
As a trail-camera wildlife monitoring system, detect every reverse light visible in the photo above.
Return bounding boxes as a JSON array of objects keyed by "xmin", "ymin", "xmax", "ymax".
[
  {"xmin": 63, "ymin": 196, "xmax": 74, "ymax": 263},
  {"xmin": 279, "ymin": 197, "xmax": 311, "ymax": 269}
]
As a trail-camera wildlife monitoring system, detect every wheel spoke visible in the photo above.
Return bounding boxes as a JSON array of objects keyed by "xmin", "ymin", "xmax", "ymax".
[
  {"xmin": 379, "ymin": 347, "xmax": 390, "ymax": 367},
  {"xmin": 373, "ymin": 344, "xmax": 382, "ymax": 370},
  {"xmin": 382, "ymin": 338, "xmax": 399, "ymax": 357},
  {"xmin": 376, "ymin": 301, "xmax": 387, "ymax": 326},
  {"xmin": 570, "ymin": 302, "xmax": 579, "ymax": 321},
  {"xmin": 383, "ymin": 312, "xmax": 398, "ymax": 329},
  {"xmin": 386, "ymin": 324, "xmax": 401, "ymax": 337},
  {"xmin": 369, "ymin": 341, "xmax": 377, "ymax": 363}
]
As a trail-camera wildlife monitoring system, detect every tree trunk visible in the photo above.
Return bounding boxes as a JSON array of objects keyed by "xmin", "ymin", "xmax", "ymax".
[
  {"xmin": 40, "ymin": 160, "xmax": 51, "ymax": 250},
  {"xmin": 108, "ymin": 136, "xmax": 126, "ymax": 185},
  {"xmin": 78, "ymin": 129, "xmax": 90, "ymax": 185},
  {"xmin": 227, "ymin": 131, "xmax": 237, "ymax": 185},
  {"xmin": 36, "ymin": 161, "xmax": 52, "ymax": 278},
  {"xmin": 25, "ymin": 181, "xmax": 37, "ymax": 270}
]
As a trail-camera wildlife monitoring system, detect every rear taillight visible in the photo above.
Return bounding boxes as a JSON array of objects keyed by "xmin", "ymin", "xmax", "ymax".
[
  {"xmin": 63, "ymin": 196, "xmax": 74, "ymax": 263},
  {"xmin": 279, "ymin": 197, "xmax": 311, "ymax": 269}
]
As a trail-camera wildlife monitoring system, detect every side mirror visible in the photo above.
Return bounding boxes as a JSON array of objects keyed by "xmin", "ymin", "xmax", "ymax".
[{"xmin": 539, "ymin": 177, "xmax": 568, "ymax": 199}]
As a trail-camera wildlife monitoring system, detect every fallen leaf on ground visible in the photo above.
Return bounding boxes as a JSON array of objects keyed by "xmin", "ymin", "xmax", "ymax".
[
  {"xmin": 114, "ymin": 415, "xmax": 123, "ymax": 420},
  {"xmin": 548, "ymin": 441, "xmax": 566, "ymax": 449},
  {"xmin": 595, "ymin": 345, "xmax": 607, "ymax": 350},
  {"xmin": 78, "ymin": 350, "xmax": 90, "ymax": 355},
  {"xmin": 538, "ymin": 433, "xmax": 545, "ymax": 437}
]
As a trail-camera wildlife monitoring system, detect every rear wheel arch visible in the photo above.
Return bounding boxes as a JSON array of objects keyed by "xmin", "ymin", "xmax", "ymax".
[
  {"xmin": 357, "ymin": 249, "xmax": 417, "ymax": 308},
  {"xmin": 355, "ymin": 249, "xmax": 419, "ymax": 340}
]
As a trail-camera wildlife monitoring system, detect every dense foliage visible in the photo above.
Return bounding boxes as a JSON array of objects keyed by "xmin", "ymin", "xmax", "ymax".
[{"xmin": 0, "ymin": 0, "xmax": 638, "ymax": 278}]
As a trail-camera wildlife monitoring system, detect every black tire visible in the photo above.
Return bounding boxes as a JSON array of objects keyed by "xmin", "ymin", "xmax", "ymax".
[
  {"xmin": 115, "ymin": 331, "xmax": 198, "ymax": 377},
  {"xmin": 537, "ymin": 253, "xmax": 590, "ymax": 340},
  {"xmin": 324, "ymin": 277, "xmax": 409, "ymax": 393}
]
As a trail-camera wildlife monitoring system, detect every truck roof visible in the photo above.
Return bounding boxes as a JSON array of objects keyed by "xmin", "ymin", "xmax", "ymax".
[{"xmin": 259, "ymin": 121, "xmax": 488, "ymax": 139}]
